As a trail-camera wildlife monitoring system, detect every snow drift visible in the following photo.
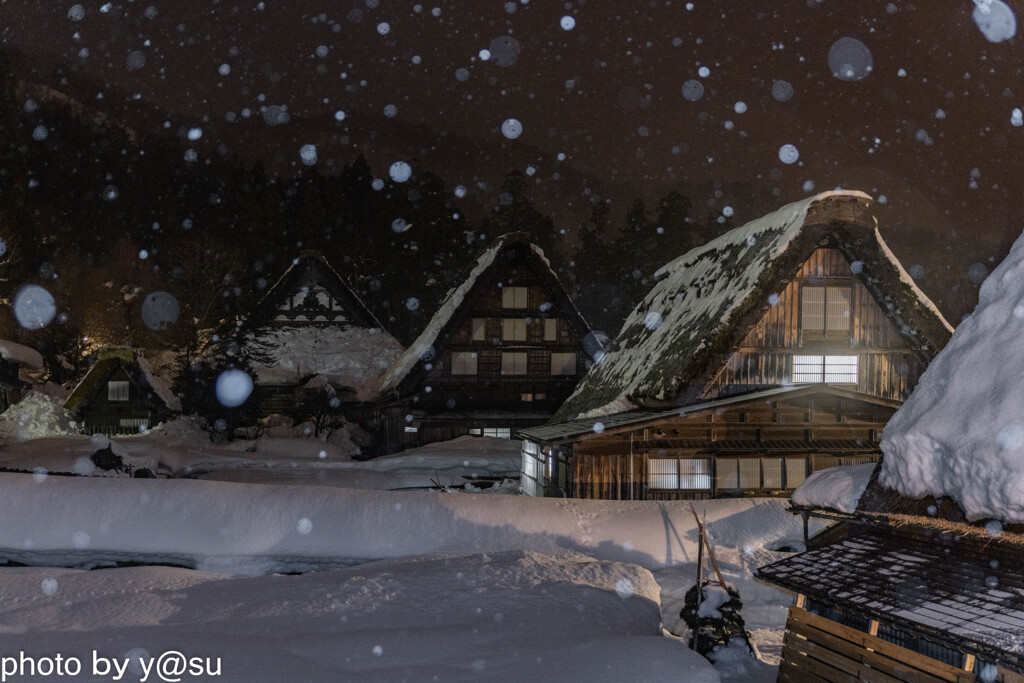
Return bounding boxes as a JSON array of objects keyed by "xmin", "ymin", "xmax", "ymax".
[{"xmin": 880, "ymin": 230, "xmax": 1024, "ymax": 522}]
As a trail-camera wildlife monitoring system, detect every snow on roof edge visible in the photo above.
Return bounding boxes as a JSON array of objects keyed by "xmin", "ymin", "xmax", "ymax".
[
  {"xmin": 555, "ymin": 191, "xmax": 865, "ymax": 422},
  {"xmin": 873, "ymin": 226, "xmax": 955, "ymax": 334},
  {"xmin": 376, "ymin": 238, "xmax": 506, "ymax": 395}
]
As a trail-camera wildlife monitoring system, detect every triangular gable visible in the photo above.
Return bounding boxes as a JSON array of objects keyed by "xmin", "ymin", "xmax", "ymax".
[
  {"xmin": 553, "ymin": 191, "xmax": 953, "ymax": 423},
  {"xmin": 376, "ymin": 232, "xmax": 593, "ymax": 398},
  {"xmin": 253, "ymin": 252, "xmax": 385, "ymax": 329},
  {"xmin": 65, "ymin": 349, "xmax": 179, "ymax": 415}
]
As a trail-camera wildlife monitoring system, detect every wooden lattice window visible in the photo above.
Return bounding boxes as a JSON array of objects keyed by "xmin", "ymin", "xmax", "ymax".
[
  {"xmin": 801, "ymin": 285, "xmax": 851, "ymax": 339},
  {"xmin": 107, "ymin": 380, "xmax": 129, "ymax": 402}
]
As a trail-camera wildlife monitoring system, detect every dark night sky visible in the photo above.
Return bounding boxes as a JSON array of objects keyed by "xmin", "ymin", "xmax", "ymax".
[{"xmin": 1, "ymin": 0, "xmax": 1022, "ymax": 320}]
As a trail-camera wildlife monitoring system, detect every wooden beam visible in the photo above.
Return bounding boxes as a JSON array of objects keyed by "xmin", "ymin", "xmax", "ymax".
[{"xmin": 962, "ymin": 654, "xmax": 974, "ymax": 672}]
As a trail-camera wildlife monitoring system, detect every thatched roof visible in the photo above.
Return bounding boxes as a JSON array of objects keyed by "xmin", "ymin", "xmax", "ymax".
[
  {"xmin": 553, "ymin": 191, "xmax": 953, "ymax": 423},
  {"xmin": 250, "ymin": 250, "xmax": 387, "ymax": 330},
  {"xmin": 376, "ymin": 232, "xmax": 593, "ymax": 398},
  {"xmin": 64, "ymin": 348, "xmax": 180, "ymax": 415}
]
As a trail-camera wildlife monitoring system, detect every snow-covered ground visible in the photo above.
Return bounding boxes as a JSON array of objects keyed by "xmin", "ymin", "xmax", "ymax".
[
  {"xmin": 0, "ymin": 552, "xmax": 717, "ymax": 682},
  {"xmin": 0, "ymin": 423, "xmax": 815, "ymax": 681}
]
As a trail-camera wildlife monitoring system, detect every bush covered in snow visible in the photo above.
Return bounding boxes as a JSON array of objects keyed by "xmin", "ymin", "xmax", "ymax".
[{"xmin": 0, "ymin": 392, "xmax": 78, "ymax": 443}]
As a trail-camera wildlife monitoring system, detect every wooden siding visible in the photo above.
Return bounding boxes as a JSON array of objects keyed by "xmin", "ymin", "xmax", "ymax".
[
  {"xmin": 706, "ymin": 248, "xmax": 927, "ymax": 401},
  {"xmin": 77, "ymin": 368, "xmax": 163, "ymax": 433},
  {"xmin": 380, "ymin": 245, "xmax": 592, "ymax": 452},
  {"xmin": 780, "ymin": 607, "xmax": 975, "ymax": 683},
  {"xmin": 559, "ymin": 391, "xmax": 891, "ymax": 499}
]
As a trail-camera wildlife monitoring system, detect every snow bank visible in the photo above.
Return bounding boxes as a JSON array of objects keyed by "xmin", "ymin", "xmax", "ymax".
[
  {"xmin": 0, "ymin": 473, "xmax": 813, "ymax": 575},
  {"xmin": 0, "ymin": 339, "xmax": 43, "ymax": 368},
  {"xmin": 792, "ymin": 463, "xmax": 875, "ymax": 513},
  {"xmin": 0, "ymin": 393, "xmax": 78, "ymax": 443},
  {"xmin": 0, "ymin": 552, "xmax": 719, "ymax": 682},
  {"xmin": 880, "ymin": 230, "xmax": 1024, "ymax": 522},
  {"xmin": 250, "ymin": 325, "xmax": 403, "ymax": 400}
]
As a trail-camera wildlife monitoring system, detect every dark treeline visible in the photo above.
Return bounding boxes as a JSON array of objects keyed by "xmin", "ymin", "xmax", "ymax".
[{"xmin": 0, "ymin": 54, "xmax": 737, "ymax": 387}]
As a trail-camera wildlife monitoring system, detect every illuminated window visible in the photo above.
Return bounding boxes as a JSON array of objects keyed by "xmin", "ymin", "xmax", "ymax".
[
  {"xmin": 502, "ymin": 318, "xmax": 527, "ymax": 341},
  {"xmin": 501, "ymin": 352, "xmax": 527, "ymax": 375},
  {"xmin": 451, "ymin": 351, "xmax": 478, "ymax": 375},
  {"xmin": 483, "ymin": 427, "xmax": 511, "ymax": 439},
  {"xmin": 792, "ymin": 355, "xmax": 858, "ymax": 383},
  {"xmin": 471, "ymin": 318, "xmax": 486, "ymax": 341},
  {"xmin": 543, "ymin": 318, "xmax": 559, "ymax": 341},
  {"xmin": 502, "ymin": 286, "xmax": 528, "ymax": 309},
  {"xmin": 550, "ymin": 352, "xmax": 576, "ymax": 376},
  {"xmin": 107, "ymin": 380, "xmax": 129, "ymax": 402}
]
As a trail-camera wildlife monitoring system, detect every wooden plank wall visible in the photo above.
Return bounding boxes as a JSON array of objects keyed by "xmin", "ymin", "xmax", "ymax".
[
  {"xmin": 706, "ymin": 247, "xmax": 927, "ymax": 401},
  {"xmin": 779, "ymin": 607, "xmax": 975, "ymax": 683}
]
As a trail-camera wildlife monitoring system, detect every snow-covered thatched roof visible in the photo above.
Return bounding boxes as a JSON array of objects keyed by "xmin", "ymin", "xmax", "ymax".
[
  {"xmin": 65, "ymin": 347, "xmax": 181, "ymax": 415},
  {"xmin": 240, "ymin": 252, "xmax": 404, "ymax": 398},
  {"xmin": 252, "ymin": 250, "xmax": 387, "ymax": 330},
  {"xmin": 376, "ymin": 232, "xmax": 591, "ymax": 397},
  {"xmin": 877, "ymin": 226, "xmax": 1024, "ymax": 524},
  {"xmin": 553, "ymin": 191, "xmax": 954, "ymax": 423}
]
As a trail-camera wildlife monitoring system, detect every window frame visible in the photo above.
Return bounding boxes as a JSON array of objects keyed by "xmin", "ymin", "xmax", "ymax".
[
  {"xmin": 550, "ymin": 351, "xmax": 576, "ymax": 376},
  {"xmin": 107, "ymin": 380, "xmax": 129, "ymax": 402},
  {"xmin": 451, "ymin": 351, "xmax": 478, "ymax": 375},
  {"xmin": 501, "ymin": 286, "xmax": 529, "ymax": 309},
  {"xmin": 501, "ymin": 351, "xmax": 528, "ymax": 375}
]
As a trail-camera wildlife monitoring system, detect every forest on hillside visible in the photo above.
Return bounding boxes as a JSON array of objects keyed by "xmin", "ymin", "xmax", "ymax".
[{"xmin": 0, "ymin": 54, "xmax": 737, "ymax": 388}]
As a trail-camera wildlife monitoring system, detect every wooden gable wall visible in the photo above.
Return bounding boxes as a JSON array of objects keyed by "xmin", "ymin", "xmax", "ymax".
[
  {"xmin": 705, "ymin": 248, "xmax": 927, "ymax": 402},
  {"xmin": 415, "ymin": 249, "xmax": 589, "ymax": 413}
]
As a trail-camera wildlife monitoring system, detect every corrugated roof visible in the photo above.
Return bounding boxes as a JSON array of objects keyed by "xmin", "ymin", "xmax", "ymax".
[{"xmin": 758, "ymin": 529, "xmax": 1024, "ymax": 666}]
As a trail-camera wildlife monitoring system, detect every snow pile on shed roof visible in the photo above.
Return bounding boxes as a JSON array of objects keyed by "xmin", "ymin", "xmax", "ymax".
[
  {"xmin": 249, "ymin": 326, "xmax": 403, "ymax": 400},
  {"xmin": 137, "ymin": 353, "xmax": 181, "ymax": 412},
  {"xmin": 556, "ymin": 191, "xmax": 872, "ymax": 421},
  {"xmin": 377, "ymin": 233, "xmax": 559, "ymax": 395},
  {"xmin": 880, "ymin": 229, "xmax": 1024, "ymax": 523},
  {"xmin": 792, "ymin": 462, "xmax": 876, "ymax": 514},
  {"xmin": 0, "ymin": 340, "xmax": 43, "ymax": 369}
]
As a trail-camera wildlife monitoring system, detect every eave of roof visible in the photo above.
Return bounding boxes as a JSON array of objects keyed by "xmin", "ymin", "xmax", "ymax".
[
  {"xmin": 517, "ymin": 384, "xmax": 899, "ymax": 444},
  {"xmin": 757, "ymin": 528, "xmax": 1024, "ymax": 666}
]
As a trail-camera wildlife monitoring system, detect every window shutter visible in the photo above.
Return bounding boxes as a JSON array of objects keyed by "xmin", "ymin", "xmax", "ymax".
[
  {"xmin": 802, "ymin": 286, "xmax": 825, "ymax": 332},
  {"xmin": 826, "ymin": 286, "xmax": 851, "ymax": 332}
]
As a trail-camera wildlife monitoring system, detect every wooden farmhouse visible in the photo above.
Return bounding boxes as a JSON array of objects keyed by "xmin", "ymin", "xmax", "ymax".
[
  {"xmin": 374, "ymin": 232, "xmax": 597, "ymax": 453},
  {"xmin": 759, "ymin": 228, "xmax": 1024, "ymax": 682},
  {"xmin": 518, "ymin": 191, "xmax": 953, "ymax": 499},
  {"xmin": 65, "ymin": 348, "xmax": 180, "ymax": 434},
  {"xmin": 241, "ymin": 251, "xmax": 403, "ymax": 419}
]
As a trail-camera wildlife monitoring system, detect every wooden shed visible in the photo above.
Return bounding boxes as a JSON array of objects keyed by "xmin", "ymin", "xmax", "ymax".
[
  {"xmin": 65, "ymin": 348, "xmax": 179, "ymax": 434},
  {"xmin": 520, "ymin": 191, "xmax": 953, "ymax": 499}
]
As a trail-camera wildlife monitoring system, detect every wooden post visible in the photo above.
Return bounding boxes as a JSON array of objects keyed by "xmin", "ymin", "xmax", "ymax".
[
  {"xmin": 963, "ymin": 654, "xmax": 975, "ymax": 672},
  {"xmin": 795, "ymin": 593, "xmax": 805, "ymax": 609},
  {"xmin": 867, "ymin": 619, "xmax": 879, "ymax": 652}
]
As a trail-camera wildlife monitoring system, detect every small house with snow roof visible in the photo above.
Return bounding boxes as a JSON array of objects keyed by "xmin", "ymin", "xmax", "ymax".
[
  {"xmin": 65, "ymin": 348, "xmax": 180, "ymax": 434},
  {"xmin": 758, "ymin": 226, "xmax": 1024, "ymax": 683},
  {"xmin": 518, "ymin": 191, "xmax": 953, "ymax": 499},
  {"xmin": 241, "ymin": 251, "xmax": 404, "ymax": 418},
  {"xmin": 374, "ymin": 232, "xmax": 598, "ymax": 453}
]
